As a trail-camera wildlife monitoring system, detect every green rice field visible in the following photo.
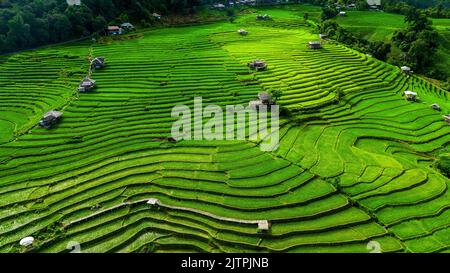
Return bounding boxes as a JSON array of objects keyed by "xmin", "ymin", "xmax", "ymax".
[
  {"xmin": 0, "ymin": 6, "xmax": 449, "ymax": 253},
  {"xmin": 335, "ymin": 10, "xmax": 450, "ymax": 78}
]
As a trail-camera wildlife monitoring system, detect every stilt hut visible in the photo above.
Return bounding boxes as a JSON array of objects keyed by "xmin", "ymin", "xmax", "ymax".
[
  {"xmin": 248, "ymin": 60, "xmax": 267, "ymax": 71},
  {"xmin": 39, "ymin": 110, "xmax": 62, "ymax": 129},
  {"xmin": 308, "ymin": 41, "xmax": 322, "ymax": 49},
  {"xmin": 444, "ymin": 115, "xmax": 450, "ymax": 124},
  {"xmin": 401, "ymin": 66, "xmax": 413, "ymax": 75},
  {"xmin": 257, "ymin": 220, "xmax": 270, "ymax": 232},
  {"xmin": 91, "ymin": 57, "xmax": 105, "ymax": 69},
  {"xmin": 238, "ymin": 29, "xmax": 248, "ymax": 35},
  {"xmin": 78, "ymin": 77, "xmax": 96, "ymax": 92},
  {"xmin": 404, "ymin": 90, "xmax": 417, "ymax": 101},
  {"xmin": 432, "ymin": 104, "xmax": 441, "ymax": 111}
]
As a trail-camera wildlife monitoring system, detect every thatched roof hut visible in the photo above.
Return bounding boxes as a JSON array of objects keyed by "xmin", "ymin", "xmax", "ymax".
[
  {"xmin": 401, "ymin": 66, "xmax": 412, "ymax": 74},
  {"xmin": 91, "ymin": 57, "xmax": 105, "ymax": 69},
  {"xmin": 78, "ymin": 77, "xmax": 96, "ymax": 92},
  {"xmin": 39, "ymin": 110, "xmax": 62, "ymax": 129},
  {"xmin": 238, "ymin": 29, "xmax": 248, "ymax": 35},
  {"xmin": 248, "ymin": 60, "xmax": 267, "ymax": 71},
  {"xmin": 404, "ymin": 90, "xmax": 417, "ymax": 101},
  {"xmin": 432, "ymin": 103, "xmax": 441, "ymax": 111},
  {"xmin": 257, "ymin": 220, "xmax": 270, "ymax": 232},
  {"xmin": 308, "ymin": 41, "xmax": 322, "ymax": 49}
]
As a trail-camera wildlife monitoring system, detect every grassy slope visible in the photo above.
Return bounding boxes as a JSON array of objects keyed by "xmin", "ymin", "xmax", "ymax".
[
  {"xmin": 0, "ymin": 5, "xmax": 449, "ymax": 253},
  {"xmin": 335, "ymin": 11, "xmax": 450, "ymax": 79}
]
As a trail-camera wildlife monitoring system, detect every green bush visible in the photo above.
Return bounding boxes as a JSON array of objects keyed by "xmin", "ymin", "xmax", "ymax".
[{"xmin": 437, "ymin": 155, "xmax": 450, "ymax": 178}]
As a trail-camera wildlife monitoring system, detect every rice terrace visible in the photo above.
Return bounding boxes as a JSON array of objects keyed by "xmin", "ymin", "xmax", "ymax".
[{"xmin": 0, "ymin": 0, "xmax": 450, "ymax": 255}]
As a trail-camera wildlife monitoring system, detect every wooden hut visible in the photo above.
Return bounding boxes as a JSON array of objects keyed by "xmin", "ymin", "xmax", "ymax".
[
  {"xmin": 213, "ymin": 3, "xmax": 225, "ymax": 9},
  {"xmin": 257, "ymin": 220, "xmax": 270, "ymax": 232},
  {"xmin": 308, "ymin": 41, "xmax": 322, "ymax": 49},
  {"xmin": 404, "ymin": 90, "xmax": 417, "ymax": 101},
  {"xmin": 107, "ymin": 26, "xmax": 122, "ymax": 35},
  {"xmin": 238, "ymin": 29, "xmax": 248, "ymax": 36},
  {"xmin": 78, "ymin": 77, "xmax": 96, "ymax": 92},
  {"xmin": 444, "ymin": 115, "xmax": 450, "ymax": 124},
  {"xmin": 256, "ymin": 14, "xmax": 271, "ymax": 21},
  {"xmin": 367, "ymin": 0, "xmax": 382, "ymax": 10},
  {"xmin": 120, "ymin": 22, "xmax": 135, "ymax": 31},
  {"xmin": 39, "ymin": 110, "xmax": 63, "ymax": 129},
  {"xmin": 147, "ymin": 198, "xmax": 160, "ymax": 206},
  {"xmin": 249, "ymin": 100, "xmax": 263, "ymax": 110},
  {"xmin": 401, "ymin": 66, "xmax": 412, "ymax": 74},
  {"xmin": 152, "ymin": 13, "xmax": 162, "ymax": 20},
  {"xmin": 249, "ymin": 92, "xmax": 272, "ymax": 110},
  {"xmin": 258, "ymin": 92, "xmax": 272, "ymax": 105},
  {"xmin": 432, "ymin": 103, "xmax": 441, "ymax": 111},
  {"xmin": 248, "ymin": 60, "xmax": 267, "ymax": 71},
  {"xmin": 91, "ymin": 57, "xmax": 105, "ymax": 69}
]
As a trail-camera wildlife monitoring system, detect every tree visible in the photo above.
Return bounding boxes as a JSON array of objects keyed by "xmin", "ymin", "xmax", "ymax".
[
  {"xmin": 5, "ymin": 14, "xmax": 31, "ymax": 49},
  {"xmin": 92, "ymin": 15, "xmax": 107, "ymax": 33},
  {"xmin": 65, "ymin": 5, "xmax": 95, "ymax": 37},
  {"xmin": 392, "ymin": 7, "xmax": 441, "ymax": 75},
  {"xmin": 270, "ymin": 90, "xmax": 283, "ymax": 103},
  {"xmin": 368, "ymin": 41, "xmax": 391, "ymax": 61},
  {"xmin": 0, "ymin": 34, "xmax": 8, "ymax": 52},
  {"xmin": 226, "ymin": 8, "xmax": 236, "ymax": 23},
  {"xmin": 48, "ymin": 13, "xmax": 71, "ymax": 42},
  {"xmin": 407, "ymin": 38, "xmax": 433, "ymax": 68},
  {"xmin": 437, "ymin": 154, "xmax": 450, "ymax": 178},
  {"xmin": 321, "ymin": 7, "xmax": 339, "ymax": 21},
  {"xmin": 356, "ymin": 0, "xmax": 368, "ymax": 10},
  {"xmin": 303, "ymin": 12, "xmax": 309, "ymax": 22}
]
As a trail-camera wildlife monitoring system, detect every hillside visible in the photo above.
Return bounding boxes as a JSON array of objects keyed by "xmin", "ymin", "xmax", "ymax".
[
  {"xmin": 0, "ymin": 6, "xmax": 449, "ymax": 253},
  {"xmin": 334, "ymin": 11, "xmax": 450, "ymax": 80}
]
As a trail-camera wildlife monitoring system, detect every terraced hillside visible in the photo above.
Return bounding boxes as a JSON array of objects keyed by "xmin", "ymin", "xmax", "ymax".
[
  {"xmin": 0, "ymin": 7, "xmax": 449, "ymax": 253},
  {"xmin": 334, "ymin": 11, "xmax": 450, "ymax": 78}
]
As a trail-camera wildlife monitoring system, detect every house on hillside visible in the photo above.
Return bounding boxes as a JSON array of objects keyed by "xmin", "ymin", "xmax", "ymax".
[
  {"xmin": 152, "ymin": 13, "xmax": 162, "ymax": 20},
  {"xmin": 66, "ymin": 0, "xmax": 81, "ymax": 6},
  {"xmin": 401, "ymin": 66, "xmax": 413, "ymax": 75},
  {"xmin": 238, "ymin": 29, "xmax": 248, "ymax": 35},
  {"xmin": 404, "ymin": 90, "xmax": 417, "ymax": 101},
  {"xmin": 258, "ymin": 92, "xmax": 272, "ymax": 105},
  {"xmin": 213, "ymin": 3, "xmax": 226, "ymax": 9},
  {"xmin": 78, "ymin": 77, "xmax": 96, "ymax": 92},
  {"xmin": 367, "ymin": 0, "xmax": 382, "ymax": 10},
  {"xmin": 308, "ymin": 41, "xmax": 322, "ymax": 49},
  {"xmin": 444, "ymin": 115, "xmax": 450, "ymax": 124},
  {"xmin": 319, "ymin": 34, "xmax": 327, "ymax": 39},
  {"xmin": 257, "ymin": 220, "xmax": 270, "ymax": 232},
  {"xmin": 107, "ymin": 26, "xmax": 122, "ymax": 35},
  {"xmin": 120, "ymin": 23, "xmax": 135, "ymax": 31},
  {"xmin": 147, "ymin": 198, "xmax": 160, "ymax": 206},
  {"xmin": 39, "ymin": 111, "xmax": 63, "ymax": 129},
  {"xmin": 256, "ymin": 14, "xmax": 271, "ymax": 20},
  {"xmin": 248, "ymin": 60, "xmax": 267, "ymax": 71},
  {"xmin": 91, "ymin": 57, "xmax": 105, "ymax": 69},
  {"xmin": 338, "ymin": 11, "xmax": 347, "ymax": 16},
  {"xmin": 432, "ymin": 103, "xmax": 441, "ymax": 111},
  {"xmin": 249, "ymin": 92, "xmax": 272, "ymax": 110}
]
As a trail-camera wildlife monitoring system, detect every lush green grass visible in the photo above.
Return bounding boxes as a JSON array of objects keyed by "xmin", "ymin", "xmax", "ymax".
[
  {"xmin": 335, "ymin": 11, "xmax": 407, "ymax": 41},
  {"xmin": 0, "ymin": 5, "xmax": 449, "ymax": 253},
  {"xmin": 335, "ymin": 11, "xmax": 450, "ymax": 79}
]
